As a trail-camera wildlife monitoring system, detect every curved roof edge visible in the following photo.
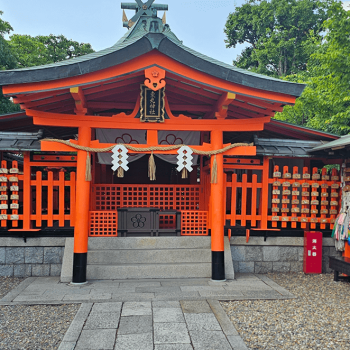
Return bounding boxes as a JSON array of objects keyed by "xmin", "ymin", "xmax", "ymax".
[
  {"xmin": 270, "ymin": 119, "xmax": 339, "ymax": 140},
  {"xmin": 0, "ymin": 33, "xmax": 305, "ymax": 97}
]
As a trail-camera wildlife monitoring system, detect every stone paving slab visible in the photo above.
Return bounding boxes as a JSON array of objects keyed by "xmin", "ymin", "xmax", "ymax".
[
  {"xmin": 155, "ymin": 345, "xmax": 194, "ymax": 350},
  {"xmin": 83, "ymin": 311, "xmax": 120, "ymax": 329},
  {"xmin": 184, "ymin": 313, "xmax": 222, "ymax": 331},
  {"xmin": 90, "ymin": 301, "xmax": 122, "ymax": 313},
  {"xmin": 114, "ymin": 333, "xmax": 153, "ymax": 350},
  {"xmin": 5, "ymin": 274, "xmax": 298, "ymax": 350},
  {"xmin": 53, "ymin": 272, "xmax": 296, "ymax": 350},
  {"xmin": 208, "ymin": 300, "xmax": 239, "ymax": 336},
  {"xmin": 121, "ymin": 301, "xmax": 152, "ymax": 316},
  {"xmin": 154, "ymin": 323, "xmax": 191, "ymax": 344},
  {"xmin": 153, "ymin": 301, "xmax": 181, "ymax": 308},
  {"xmin": 118, "ymin": 315, "xmax": 153, "ymax": 334},
  {"xmin": 75, "ymin": 329, "xmax": 116, "ymax": 350},
  {"xmin": 181, "ymin": 300, "xmax": 212, "ymax": 314},
  {"xmin": 1, "ymin": 273, "xmax": 295, "ymax": 304},
  {"xmin": 154, "ymin": 307, "xmax": 185, "ymax": 323},
  {"xmin": 189, "ymin": 329, "xmax": 232, "ymax": 350}
]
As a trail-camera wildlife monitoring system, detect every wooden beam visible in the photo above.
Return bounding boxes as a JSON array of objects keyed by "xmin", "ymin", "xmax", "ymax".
[
  {"xmin": 167, "ymin": 74, "xmax": 222, "ymax": 98},
  {"xmin": 230, "ymin": 99, "xmax": 274, "ymax": 116},
  {"xmin": 83, "ymin": 74, "xmax": 142, "ymax": 96},
  {"xmin": 18, "ymin": 94, "xmax": 72, "ymax": 109},
  {"xmin": 70, "ymin": 87, "xmax": 88, "ymax": 115},
  {"xmin": 168, "ymin": 104, "xmax": 212, "ymax": 112},
  {"xmin": 40, "ymin": 139, "xmax": 257, "ymax": 157},
  {"xmin": 228, "ymin": 105, "xmax": 267, "ymax": 119},
  {"xmin": 85, "ymin": 84, "xmax": 140, "ymax": 101},
  {"xmin": 236, "ymin": 94, "xmax": 284, "ymax": 112},
  {"xmin": 87, "ymin": 102, "xmax": 135, "ymax": 110},
  {"xmin": 214, "ymin": 92, "xmax": 236, "ymax": 119},
  {"xmin": 12, "ymin": 89, "xmax": 70, "ymax": 103},
  {"xmin": 165, "ymin": 86, "xmax": 215, "ymax": 105},
  {"xmin": 27, "ymin": 108, "xmax": 270, "ymax": 132}
]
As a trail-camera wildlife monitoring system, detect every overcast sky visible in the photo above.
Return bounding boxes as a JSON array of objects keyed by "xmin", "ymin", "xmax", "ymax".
[{"xmin": 0, "ymin": 0, "xmax": 248, "ymax": 65}]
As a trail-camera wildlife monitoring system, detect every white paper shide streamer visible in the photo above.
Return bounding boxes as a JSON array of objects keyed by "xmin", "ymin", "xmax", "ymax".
[
  {"xmin": 176, "ymin": 146, "xmax": 193, "ymax": 179},
  {"xmin": 111, "ymin": 145, "xmax": 129, "ymax": 177}
]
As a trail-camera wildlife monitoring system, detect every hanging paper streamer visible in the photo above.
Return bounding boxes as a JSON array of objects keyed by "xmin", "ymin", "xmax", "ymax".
[
  {"xmin": 176, "ymin": 146, "xmax": 193, "ymax": 178},
  {"xmin": 111, "ymin": 145, "xmax": 129, "ymax": 177}
]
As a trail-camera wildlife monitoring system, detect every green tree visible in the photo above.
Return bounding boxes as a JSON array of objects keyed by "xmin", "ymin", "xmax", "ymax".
[
  {"xmin": 0, "ymin": 11, "xmax": 19, "ymax": 114},
  {"xmin": 276, "ymin": 3, "xmax": 350, "ymax": 135},
  {"xmin": 9, "ymin": 34, "xmax": 94, "ymax": 67},
  {"xmin": 37, "ymin": 34, "xmax": 94, "ymax": 63},
  {"xmin": 0, "ymin": 11, "xmax": 16, "ymax": 70},
  {"xmin": 0, "ymin": 11, "xmax": 94, "ymax": 115},
  {"xmin": 8, "ymin": 34, "xmax": 47, "ymax": 68},
  {"xmin": 225, "ymin": 0, "xmax": 334, "ymax": 77}
]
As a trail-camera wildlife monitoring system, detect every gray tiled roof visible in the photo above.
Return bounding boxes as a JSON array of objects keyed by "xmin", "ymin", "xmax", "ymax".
[
  {"xmin": 0, "ymin": 15, "xmax": 305, "ymax": 98},
  {"xmin": 0, "ymin": 130, "xmax": 43, "ymax": 151},
  {"xmin": 254, "ymin": 137, "xmax": 324, "ymax": 157},
  {"xmin": 310, "ymin": 134, "xmax": 350, "ymax": 152}
]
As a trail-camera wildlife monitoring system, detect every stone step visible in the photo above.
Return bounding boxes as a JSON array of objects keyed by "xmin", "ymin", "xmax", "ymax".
[
  {"xmin": 87, "ymin": 248, "xmax": 211, "ymax": 265},
  {"xmin": 88, "ymin": 236, "xmax": 211, "ymax": 250},
  {"xmin": 87, "ymin": 262, "xmax": 211, "ymax": 280},
  {"xmin": 61, "ymin": 237, "xmax": 234, "ymax": 282}
]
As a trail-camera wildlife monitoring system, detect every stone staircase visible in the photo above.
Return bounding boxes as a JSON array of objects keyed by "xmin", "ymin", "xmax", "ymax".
[{"xmin": 61, "ymin": 236, "xmax": 234, "ymax": 282}]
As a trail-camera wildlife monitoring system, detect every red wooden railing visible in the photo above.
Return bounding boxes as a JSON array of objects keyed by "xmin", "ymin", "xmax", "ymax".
[
  {"xmin": 31, "ymin": 171, "xmax": 76, "ymax": 228},
  {"xmin": 0, "ymin": 159, "xmax": 76, "ymax": 230},
  {"xmin": 225, "ymin": 163, "xmax": 341, "ymax": 230},
  {"xmin": 225, "ymin": 173, "xmax": 263, "ymax": 228},
  {"xmin": 1, "ymin": 154, "xmax": 342, "ymax": 234}
]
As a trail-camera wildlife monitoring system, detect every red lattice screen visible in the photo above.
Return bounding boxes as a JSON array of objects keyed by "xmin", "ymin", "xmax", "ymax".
[
  {"xmin": 159, "ymin": 214, "xmax": 177, "ymax": 229},
  {"xmin": 181, "ymin": 211, "xmax": 208, "ymax": 236},
  {"xmin": 92, "ymin": 185, "xmax": 202, "ymax": 211},
  {"xmin": 89, "ymin": 211, "xmax": 118, "ymax": 236}
]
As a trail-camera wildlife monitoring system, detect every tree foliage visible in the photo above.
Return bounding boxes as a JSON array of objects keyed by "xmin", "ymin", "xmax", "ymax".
[
  {"xmin": 225, "ymin": 0, "xmax": 333, "ymax": 77},
  {"xmin": 8, "ymin": 34, "xmax": 94, "ymax": 68},
  {"xmin": 36, "ymin": 34, "xmax": 94, "ymax": 63},
  {"xmin": 0, "ymin": 11, "xmax": 16, "ymax": 70},
  {"xmin": 0, "ymin": 11, "xmax": 94, "ymax": 114},
  {"xmin": 0, "ymin": 11, "xmax": 19, "ymax": 114},
  {"xmin": 276, "ymin": 3, "xmax": 350, "ymax": 135}
]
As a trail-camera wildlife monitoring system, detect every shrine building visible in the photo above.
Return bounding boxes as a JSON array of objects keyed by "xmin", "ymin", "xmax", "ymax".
[{"xmin": 0, "ymin": 1, "xmax": 347, "ymax": 283}]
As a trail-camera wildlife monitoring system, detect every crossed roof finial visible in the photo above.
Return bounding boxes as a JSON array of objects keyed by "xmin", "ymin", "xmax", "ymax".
[{"xmin": 121, "ymin": 0, "xmax": 168, "ymax": 28}]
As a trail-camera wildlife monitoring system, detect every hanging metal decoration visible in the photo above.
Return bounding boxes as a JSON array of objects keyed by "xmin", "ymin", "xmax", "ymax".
[
  {"xmin": 176, "ymin": 146, "xmax": 193, "ymax": 178},
  {"xmin": 111, "ymin": 145, "xmax": 129, "ymax": 177}
]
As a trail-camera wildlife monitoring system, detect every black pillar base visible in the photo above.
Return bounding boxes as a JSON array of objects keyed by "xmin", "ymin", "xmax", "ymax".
[
  {"xmin": 212, "ymin": 251, "xmax": 225, "ymax": 281},
  {"xmin": 72, "ymin": 253, "xmax": 87, "ymax": 284}
]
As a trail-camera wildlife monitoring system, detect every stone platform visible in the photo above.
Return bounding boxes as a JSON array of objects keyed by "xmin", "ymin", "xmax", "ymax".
[{"xmin": 0, "ymin": 273, "xmax": 294, "ymax": 350}]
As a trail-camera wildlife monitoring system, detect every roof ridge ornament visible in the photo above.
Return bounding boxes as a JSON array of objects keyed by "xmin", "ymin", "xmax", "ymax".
[{"xmin": 121, "ymin": 0, "xmax": 168, "ymax": 28}]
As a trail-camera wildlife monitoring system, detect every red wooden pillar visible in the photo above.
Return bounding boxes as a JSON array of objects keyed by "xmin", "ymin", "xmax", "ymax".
[
  {"xmin": 22, "ymin": 152, "xmax": 32, "ymax": 230},
  {"xmin": 344, "ymin": 241, "xmax": 350, "ymax": 258},
  {"xmin": 210, "ymin": 129, "xmax": 225, "ymax": 280},
  {"xmin": 72, "ymin": 126, "xmax": 91, "ymax": 284}
]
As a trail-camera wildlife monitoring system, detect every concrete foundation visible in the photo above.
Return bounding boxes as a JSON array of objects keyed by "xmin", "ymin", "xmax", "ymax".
[
  {"xmin": 230, "ymin": 237, "xmax": 342, "ymax": 274},
  {"xmin": 0, "ymin": 236, "xmax": 342, "ymax": 277},
  {"xmin": 0, "ymin": 237, "xmax": 66, "ymax": 277}
]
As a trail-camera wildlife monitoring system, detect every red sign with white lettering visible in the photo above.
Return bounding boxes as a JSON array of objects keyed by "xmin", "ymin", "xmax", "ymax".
[{"xmin": 304, "ymin": 231, "xmax": 323, "ymax": 274}]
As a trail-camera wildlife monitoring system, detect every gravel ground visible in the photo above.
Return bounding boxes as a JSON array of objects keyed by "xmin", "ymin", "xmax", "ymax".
[
  {"xmin": 222, "ymin": 273, "xmax": 350, "ymax": 350},
  {"xmin": 0, "ymin": 276, "xmax": 24, "ymax": 299},
  {"xmin": 0, "ymin": 278, "xmax": 80, "ymax": 350}
]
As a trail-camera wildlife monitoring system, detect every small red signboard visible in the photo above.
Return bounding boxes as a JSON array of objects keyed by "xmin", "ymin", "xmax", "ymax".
[{"xmin": 303, "ymin": 231, "xmax": 322, "ymax": 274}]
